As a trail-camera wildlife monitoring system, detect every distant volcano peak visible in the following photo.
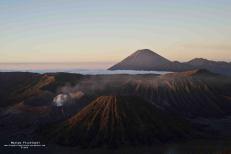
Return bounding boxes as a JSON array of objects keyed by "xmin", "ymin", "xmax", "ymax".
[
  {"xmin": 189, "ymin": 58, "xmax": 210, "ymax": 63},
  {"xmin": 135, "ymin": 49, "xmax": 157, "ymax": 54},
  {"xmin": 109, "ymin": 49, "xmax": 170, "ymax": 70},
  {"xmin": 108, "ymin": 48, "xmax": 231, "ymax": 75}
]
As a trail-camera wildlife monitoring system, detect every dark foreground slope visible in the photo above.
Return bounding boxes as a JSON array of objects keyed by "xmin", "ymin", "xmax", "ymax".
[
  {"xmin": 42, "ymin": 96, "xmax": 197, "ymax": 148},
  {"xmin": 0, "ymin": 72, "xmax": 55, "ymax": 107}
]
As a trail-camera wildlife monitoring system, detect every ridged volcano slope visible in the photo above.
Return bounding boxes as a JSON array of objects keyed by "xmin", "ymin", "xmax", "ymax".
[
  {"xmin": 121, "ymin": 71, "xmax": 231, "ymax": 118},
  {"xmin": 44, "ymin": 96, "xmax": 195, "ymax": 148},
  {"xmin": 0, "ymin": 72, "xmax": 55, "ymax": 107}
]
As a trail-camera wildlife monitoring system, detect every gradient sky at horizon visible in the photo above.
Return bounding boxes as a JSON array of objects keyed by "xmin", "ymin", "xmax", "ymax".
[{"xmin": 0, "ymin": 0, "xmax": 231, "ymax": 63}]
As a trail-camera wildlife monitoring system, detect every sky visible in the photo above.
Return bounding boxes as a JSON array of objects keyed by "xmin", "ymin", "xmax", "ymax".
[{"xmin": 0, "ymin": 0, "xmax": 231, "ymax": 64}]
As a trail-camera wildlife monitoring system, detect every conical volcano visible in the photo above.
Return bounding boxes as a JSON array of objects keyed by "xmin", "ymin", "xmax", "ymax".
[
  {"xmin": 45, "ymin": 96, "xmax": 195, "ymax": 148},
  {"xmin": 109, "ymin": 49, "xmax": 171, "ymax": 70}
]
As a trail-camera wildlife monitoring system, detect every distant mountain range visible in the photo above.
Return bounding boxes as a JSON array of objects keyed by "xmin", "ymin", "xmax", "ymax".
[{"xmin": 109, "ymin": 49, "xmax": 231, "ymax": 75}]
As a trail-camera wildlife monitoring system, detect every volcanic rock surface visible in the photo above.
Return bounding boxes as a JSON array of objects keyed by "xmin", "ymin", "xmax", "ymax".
[{"xmin": 43, "ymin": 96, "xmax": 195, "ymax": 148}]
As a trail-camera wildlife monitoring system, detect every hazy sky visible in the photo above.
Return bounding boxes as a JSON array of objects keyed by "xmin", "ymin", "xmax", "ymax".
[{"xmin": 0, "ymin": 0, "xmax": 231, "ymax": 63}]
